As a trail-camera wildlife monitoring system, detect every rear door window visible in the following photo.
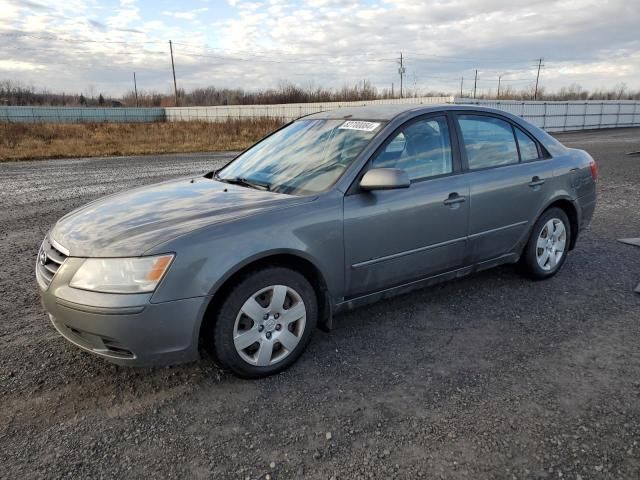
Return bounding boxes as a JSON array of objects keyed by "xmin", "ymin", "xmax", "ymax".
[
  {"xmin": 514, "ymin": 127, "xmax": 540, "ymax": 161},
  {"xmin": 457, "ymin": 115, "xmax": 519, "ymax": 170}
]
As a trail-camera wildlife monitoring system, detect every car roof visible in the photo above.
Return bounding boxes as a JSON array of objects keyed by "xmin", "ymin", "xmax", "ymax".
[{"xmin": 302, "ymin": 103, "xmax": 511, "ymax": 121}]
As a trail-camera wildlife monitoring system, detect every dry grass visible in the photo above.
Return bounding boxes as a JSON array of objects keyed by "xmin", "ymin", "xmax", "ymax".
[{"xmin": 0, "ymin": 119, "xmax": 285, "ymax": 161}]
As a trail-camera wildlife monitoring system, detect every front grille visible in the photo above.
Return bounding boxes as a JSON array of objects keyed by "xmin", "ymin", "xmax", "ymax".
[{"xmin": 36, "ymin": 237, "xmax": 68, "ymax": 289}]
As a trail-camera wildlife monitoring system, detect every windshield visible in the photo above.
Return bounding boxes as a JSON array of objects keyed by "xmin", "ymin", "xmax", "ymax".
[{"xmin": 216, "ymin": 119, "xmax": 383, "ymax": 195}]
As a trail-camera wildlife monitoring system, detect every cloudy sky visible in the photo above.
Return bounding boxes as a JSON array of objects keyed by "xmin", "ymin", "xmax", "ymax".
[{"xmin": 1, "ymin": 0, "xmax": 639, "ymax": 97}]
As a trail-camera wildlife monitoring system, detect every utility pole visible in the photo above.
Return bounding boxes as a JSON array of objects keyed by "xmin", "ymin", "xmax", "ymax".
[
  {"xmin": 398, "ymin": 53, "xmax": 405, "ymax": 98},
  {"xmin": 533, "ymin": 57, "xmax": 544, "ymax": 100},
  {"xmin": 391, "ymin": 82, "xmax": 394, "ymax": 98},
  {"xmin": 473, "ymin": 69, "xmax": 478, "ymax": 99},
  {"xmin": 169, "ymin": 40, "xmax": 178, "ymax": 106},
  {"xmin": 133, "ymin": 72, "xmax": 139, "ymax": 107},
  {"xmin": 497, "ymin": 74, "xmax": 502, "ymax": 99},
  {"xmin": 460, "ymin": 76, "xmax": 464, "ymax": 98}
]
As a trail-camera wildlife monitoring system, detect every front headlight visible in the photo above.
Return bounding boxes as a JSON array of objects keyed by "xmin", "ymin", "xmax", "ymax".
[{"xmin": 69, "ymin": 254, "xmax": 174, "ymax": 294}]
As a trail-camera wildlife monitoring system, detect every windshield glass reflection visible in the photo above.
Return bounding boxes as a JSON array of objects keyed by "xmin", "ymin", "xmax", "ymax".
[{"xmin": 217, "ymin": 119, "xmax": 383, "ymax": 195}]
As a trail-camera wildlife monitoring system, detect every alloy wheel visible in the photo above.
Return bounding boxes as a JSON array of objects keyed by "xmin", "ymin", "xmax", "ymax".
[
  {"xmin": 535, "ymin": 218, "xmax": 567, "ymax": 271},
  {"xmin": 232, "ymin": 285, "xmax": 307, "ymax": 366}
]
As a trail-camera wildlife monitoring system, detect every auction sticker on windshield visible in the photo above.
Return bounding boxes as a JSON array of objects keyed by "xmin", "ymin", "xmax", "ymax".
[{"xmin": 338, "ymin": 121, "xmax": 381, "ymax": 132}]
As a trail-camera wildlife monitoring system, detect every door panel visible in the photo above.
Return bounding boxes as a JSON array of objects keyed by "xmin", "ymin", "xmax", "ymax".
[
  {"xmin": 465, "ymin": 160, "xmax": 554, "ymax": 261},
  {"xmin": 344, "ymin": 175, "xmax": 469, "ymax": 297},
  {"xmin": 454, "ymin": 113, "xmax": 555, "ymax": 262}
]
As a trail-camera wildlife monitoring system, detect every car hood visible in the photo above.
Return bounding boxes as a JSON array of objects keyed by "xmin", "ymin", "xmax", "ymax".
[{"xmin": 50, "ymin": 176, "xmax": 312, "ymax": 257}]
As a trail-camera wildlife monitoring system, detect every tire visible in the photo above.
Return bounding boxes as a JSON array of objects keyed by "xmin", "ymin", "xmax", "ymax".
[
  {"xmin": 520, "ymin": 207, "xmax": 571, "ymax": 280},
  {"xmin": 208, "ymin": 267, "xmax": 318, "ymax": 379}
]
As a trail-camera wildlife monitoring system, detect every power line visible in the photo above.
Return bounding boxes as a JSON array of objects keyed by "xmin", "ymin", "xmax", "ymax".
[
  {"xmin": 171, "ymin": 41, "xmax": 398, "ymax": 61},
  {"xmin": 0, "ymin": 32, "xmax": 161, "ymax": 45},
  {"xmin": 0, "ymin": 32, "xmax": 552, "ymax": 68},
  {"xmin": 0, "ymin": 30, "xmax": 554, "ymax": 97}
]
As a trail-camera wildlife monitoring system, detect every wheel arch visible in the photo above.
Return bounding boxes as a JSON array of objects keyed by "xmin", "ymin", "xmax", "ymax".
[
  {"xmin": 539, "ymin": 197, "xmax": 580, "ymax": 250},
  {"xmin": 198, "ymin": 251, "xmax": 333, "ymax": 350}
]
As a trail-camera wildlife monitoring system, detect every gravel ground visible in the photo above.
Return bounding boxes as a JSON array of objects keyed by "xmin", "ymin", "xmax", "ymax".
[{"xmin": 1, "ymin": 129, "xmax": 639, "ymax": 479}]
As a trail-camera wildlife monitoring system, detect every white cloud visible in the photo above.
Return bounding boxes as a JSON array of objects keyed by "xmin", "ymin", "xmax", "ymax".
[
  {"xmin": 0, "ymin": 59, "xmax": 45, "ymax": 71},
  {"xmin": 2, "ymin": 0, "xmax": 639, "ymax": 96},
  {"xmin": 162, "ymin": 8, "xmax": 208, "ymax": 21}
]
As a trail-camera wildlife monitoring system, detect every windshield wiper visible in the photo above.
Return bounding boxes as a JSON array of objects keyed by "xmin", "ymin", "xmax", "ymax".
[{"xmin": 214, "ymin": 173, "xmax": 271, "ymax": 191}]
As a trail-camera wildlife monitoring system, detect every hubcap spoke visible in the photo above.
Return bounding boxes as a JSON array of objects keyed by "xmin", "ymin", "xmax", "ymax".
[
  {"xmin": 546, "ymin": 220, "xmax": 555, "ymax": 235},
  {"xmin": 255, "ymin": 340, "xmax": 274, "ymax": 366},
  {"xmin": 269, "ymin": 285, "xmax": 288, "ymax": 313},
  {"xmin": 234, "ymin": 328, "xmax": 261, "ymax": 350},
  {"xmin": 241, "ymin": 297, "xmax": 266, "ymax": 322},
  {"xmin": 539, "ymin": 249, "xmax": 550, "ymax": 266},
  {"xmin": 277, "ymin": 330, "xmax": 299, "ymax": 351},
  {"xmin": 281, "ymin": 302, "xmax": 305, "ymax": 325}
]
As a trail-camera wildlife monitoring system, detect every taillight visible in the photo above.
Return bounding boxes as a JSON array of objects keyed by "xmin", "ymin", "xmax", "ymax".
[{"xmin": 589, "ymin": 160, "xmax": 598, "ymax": 182}]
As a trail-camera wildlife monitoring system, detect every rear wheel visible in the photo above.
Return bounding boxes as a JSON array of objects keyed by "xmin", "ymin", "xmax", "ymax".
[
  {"xmin": 521, "ymin": 207, "xmax": 571, "ymax": 280},
  {"xmin": 209, "ymin": 267, "xmax": 317, "ymax": 378}
]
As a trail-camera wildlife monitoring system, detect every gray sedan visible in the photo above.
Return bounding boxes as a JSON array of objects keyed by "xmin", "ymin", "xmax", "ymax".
[{"xmin": 36, "ymin": 105, "xmax": 597, "ymax": 378}]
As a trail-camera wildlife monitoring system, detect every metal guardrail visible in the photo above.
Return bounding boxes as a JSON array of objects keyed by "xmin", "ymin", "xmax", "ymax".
[{"xmin": 453, "ymin": 99, "xmax": 640, "ymax": 132}]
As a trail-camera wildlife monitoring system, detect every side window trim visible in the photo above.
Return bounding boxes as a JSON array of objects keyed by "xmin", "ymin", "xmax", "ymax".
[{"xmin": 453, "ymin": 111, "xmax": 546, "ymax": 172}]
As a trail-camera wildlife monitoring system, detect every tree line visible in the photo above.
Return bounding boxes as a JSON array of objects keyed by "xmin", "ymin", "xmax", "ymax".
[{"xmin": 1, "ymin": 79, "xmax": 639, "ymax": 107}]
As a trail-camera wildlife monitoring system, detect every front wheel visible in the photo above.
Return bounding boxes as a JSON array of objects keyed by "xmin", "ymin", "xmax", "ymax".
[
  {"xmin": 208, "ymin": 267, "xmax": 317, "ymax": 378},
  {"xmin": 520, "ymin": 207, "xmax": 571, "ymax": 280}
]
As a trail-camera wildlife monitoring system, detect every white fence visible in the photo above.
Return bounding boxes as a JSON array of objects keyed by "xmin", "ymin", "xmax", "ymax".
[
  {"xmin": 165, "ymin": 97, "xmax": 640, "ymax": 131},
  {"xmin": 453, "ymin": 99, "xmax": 640, "ymax": 132},
  {"xmin": 1, "ymin": 98, "xmax": 640, "ymax": 132},
  {"xmin": 164, "ymin": 96, "xmax": 453, "ymax": 122},
  {"xmin": 0, "ymin": 106, "xmax": 165, "ymax": 123}
]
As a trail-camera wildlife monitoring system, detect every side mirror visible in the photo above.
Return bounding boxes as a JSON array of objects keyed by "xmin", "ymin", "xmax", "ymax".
[{"xmin": 360, "ymin": 168, "xmax": 410, "ymax": 191}]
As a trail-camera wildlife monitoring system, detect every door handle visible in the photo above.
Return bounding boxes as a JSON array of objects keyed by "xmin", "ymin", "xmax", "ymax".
[
  {"xmin": 528, "ymin": 176, "xmax": 545, "ymax": 187},
  {"xmin": 443, "ymin": 192, "xmax": 466, "ymax": 207}
]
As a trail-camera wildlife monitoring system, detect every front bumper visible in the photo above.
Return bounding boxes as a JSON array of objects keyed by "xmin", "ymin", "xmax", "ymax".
[{"xmin": 38, "ymin": 256, "xmax": 207, "ymax": 367}]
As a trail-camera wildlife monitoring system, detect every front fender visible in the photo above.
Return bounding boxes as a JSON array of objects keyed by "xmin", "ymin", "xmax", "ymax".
[{"xmin": 149, "ymin": 193, "xmax": 344, "ymax": 304}]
